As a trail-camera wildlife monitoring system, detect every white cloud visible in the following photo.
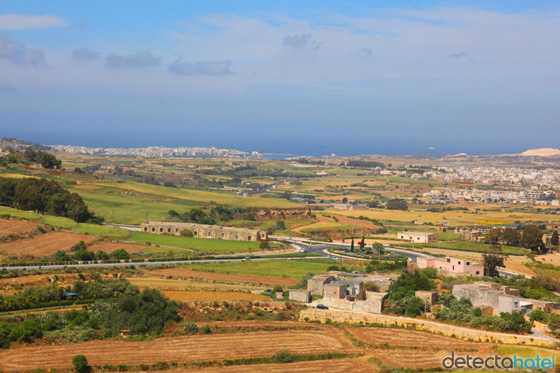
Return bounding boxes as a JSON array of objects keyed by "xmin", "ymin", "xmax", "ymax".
[{"xmin": 0, "ymin": 14, "xmax": 65, "ymax": 30}]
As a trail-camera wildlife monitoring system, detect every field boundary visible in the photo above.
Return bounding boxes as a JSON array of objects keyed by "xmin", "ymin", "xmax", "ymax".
[{"xmin": 300, "ymin": 309, "xmax": 560, "ymax": 349}]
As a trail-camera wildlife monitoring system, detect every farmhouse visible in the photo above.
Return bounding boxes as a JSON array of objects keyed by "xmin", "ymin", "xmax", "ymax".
[
  {"xmin": 140, "ymin": 221, "xmax": 267, "ymax": 241},
  {"xmin": 452, "ymin": 282, "xmax": 559, "ymax": 315},
  {"xmin": 306, "ymin": 272, "xmax": 395, "ymax": 313},
  {"xmin": 416, "ymin": 256, "xmax": 484, "ymax": 277},
  {"xmin": 397, "ymin": 231, "xmax": 438, "ymax": 243}
]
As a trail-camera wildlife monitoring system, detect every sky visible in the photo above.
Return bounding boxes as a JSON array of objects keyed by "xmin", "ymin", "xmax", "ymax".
[{"xmin": 1, "ymin": 1, "xmax": 559, "ymax": 156}]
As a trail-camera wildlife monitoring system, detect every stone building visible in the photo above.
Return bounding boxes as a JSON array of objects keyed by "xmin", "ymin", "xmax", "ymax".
[
  {"xmin": 307, "ymin": 272, "xmax": 393, "ymax": 314},
  {"xmin": 452, "ymin": 282, "xmax": 523, "ymax": 314},
  {"xmin": 417, "ymin": 256, "xmax": 484, "ymax": 277},
  {"xmin": 288, "ymin": 290, "xmax": 311, "ymax": 303},
  {"xmin": 140, "ymin": 221, "xmax": 267, "ymax": 241},
  {"xmin": 398, "ymin": 231, "xmax": 438, "ymax": 243}
]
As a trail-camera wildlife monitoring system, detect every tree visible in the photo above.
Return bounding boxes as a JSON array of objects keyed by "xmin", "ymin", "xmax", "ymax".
[
  {"xmin": 73, "ymin": 355, "xmax": 89, "ymax": 373},
  {"xmin": 501, "ymin": 229, "xmax": 521, "ymax": 247},
  {"xmin": 484, "ymin": 228, "xmax": 501, "ymax": 245},
  {"xmin": 482, "ymin": 245, "xmax": 508, "ymax": 277},
  {"xmin": 342, "ymin": 197, "xmax": 348, "ymax": 204},
  {"xmin": 386, "ymin": 198, "xmax": 408, "ymax": 211},
  {"xmin": 360, "ymin": 235, "xmax": 365, "ymax": 250},
  {"xmin": 260, "ymin": 240, "xmax": 270, "ymax": 251},
  {"xmin": 350, "ymin": 239, "xmax": 354, "ymax": 252},
  {"xmin": 551, "ymin": 231, "xmax": 559, "ymax": 248},
  {"xmin": 521, "ymin": 225, "xmax": 544, "ymax": 251},
  {"xmin": 276, "ymin": 220, "xmax": 286, "ymax": 230},
  {"xmin": 39, "ymin": 152, "xmax": 62, "ymax": 169},
  {"xmin": 111, "ymin": 248, "xmax": 130, "ymax": 260},
  {"xmin": 372, "ymin": 242, "xmax": 384, "ymax": 256}
]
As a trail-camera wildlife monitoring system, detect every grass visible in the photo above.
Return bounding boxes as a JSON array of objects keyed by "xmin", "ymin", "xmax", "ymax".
[
  {"xmin": 128, "ymin": 231, "xmax": 265, "ymax": 254},
  {"xmin": 183, "ymin": 259, "xmax": 342, "ymax": 279}
]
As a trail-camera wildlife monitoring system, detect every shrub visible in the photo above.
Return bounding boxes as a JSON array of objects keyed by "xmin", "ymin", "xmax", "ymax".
[
  {"xmin": 37, "ymin": 226, "xmax": 47, "ymax": 234},
  {"xmin": 72, "ymin": 355, "xmax": 89, "ymax": 373},
  {"xmin": 273, "ymin": 350, "xmax": 294, "ymax": 363},
  {"xmin": 150, "ymin": 362, "xmax": 170, "ymax": 371},
  {"xmin": 111, "ymin": 249, "xmax": 130, "ymax": 260},
  {"xmin": 201, "ymin": 325, "xmax": 212, "ymax": 334},
  {"xmin": 180, "ymin": 229, "xmax": 194, "ymax": 237},
  {"xmin": 183, "ymin": 322, "xmax": 199, "ymax": 335},
  {"xmin": 529, "ymin": 309, "xmax": 548, "ymax": 323}
]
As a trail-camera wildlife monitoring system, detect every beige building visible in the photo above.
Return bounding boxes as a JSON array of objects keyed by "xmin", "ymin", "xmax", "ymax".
[
  {"xmin": 307, "ymin": 272, "xmax": 394, "ymax": 313},
  {"xmin": 140, "ymin": 221, "xmax": 267, "ymax": 241},
  {"xmin": 398, "ymin": 231, "xmax": 438, "ymax": 243}
]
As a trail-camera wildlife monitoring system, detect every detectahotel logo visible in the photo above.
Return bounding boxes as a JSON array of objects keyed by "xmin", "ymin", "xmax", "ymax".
[{"xmin": 439, "ymin": 351, "xmax": 555, "ymax": 370}]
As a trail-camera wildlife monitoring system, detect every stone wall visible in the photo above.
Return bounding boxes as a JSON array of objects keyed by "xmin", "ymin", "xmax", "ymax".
[
  {"xmin": 299, "ymin": 309, "xmax": 559, "ymax": 348},
  {"xmin": 140, "ymin": 221, "xmax": 267, "ymax": 241}
]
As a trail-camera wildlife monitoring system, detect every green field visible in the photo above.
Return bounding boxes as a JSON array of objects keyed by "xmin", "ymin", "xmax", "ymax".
[
  {"xmin": 183, "ymin": 259, "xmax": 343, "ymax": 279},
  {"xmin": 67, "ymin": 181, "xmax": 301, "ymax": 224},
  {"xmin": 0, "ymin": 207, "xmax": 130, "ymax": 238},
  {"xmin": 128, "ymin": 231, "xmax": 267, "ymax": 254}
]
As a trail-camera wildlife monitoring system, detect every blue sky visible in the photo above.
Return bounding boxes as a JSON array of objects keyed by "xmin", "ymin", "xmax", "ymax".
[{"xmin": 1, "ymin": 1, "xmax": 559, "ymax": 156}]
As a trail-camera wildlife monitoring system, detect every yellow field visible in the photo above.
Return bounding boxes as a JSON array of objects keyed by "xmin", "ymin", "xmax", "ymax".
[
  {"xmin": 329, "ymin": 207, "xmax": 560, "ymax": 226},
  {"xmin": 162, "ymin": 290, "xmax": 270, "ymax": 302}
]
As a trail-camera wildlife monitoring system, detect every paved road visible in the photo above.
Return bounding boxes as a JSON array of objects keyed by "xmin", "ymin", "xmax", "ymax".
[{"xmin": 284, "ymin": 238, "xmax": 425, "ymax": 263}]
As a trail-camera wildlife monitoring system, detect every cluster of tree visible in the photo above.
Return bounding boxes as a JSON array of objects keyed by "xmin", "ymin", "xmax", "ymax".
[
  {"xmin": 97, "ymin": 288, "xmax": 180, "ymax": 336},
  {"xmin": 498, "ymin": 274, "xmax": 560, "ymax": 301},
  {"xmin": 23, "ymin": 147, "xmax": 62, "ymax": 169},
  {"xmin": 427, "ymin": 207, "xmax": 469, "ymax": 213},
  {"xmin": 0, "ymin": 287, "xmax": 180, "ymax": 348},
  {"xmin": 0, "ymin": 178, "xmax": 103, "ymax": 223},
  {"xmin": 434, "ymin": 293, "xmax": 531, "ymax": 334},
  {"xmin": 484, "ymin": 226, "xmax": 551, "ymax": 252},
  {"xmin": 384, "ymin": 269, "xmax": 437, "ymax": 316},
  {"xmin": 53, "ymin": 245, "xmax": 130, "ymax": 262},
  {"xmin": 386, "ymin": 198, "xmax": 408, "ymax": 211},
  {"xmin": 0, "ymin": 309, "xmax": 101, "ymax": 348},
  {"xmin": 168, "ymin": 205, "xmax": 254, "ymax": 225},
  {"xmin": 292, "ymin": 158, "xmax": 325, "ymax": 165},
  {"xmin": 0, "ymin": 279, "xmax": 138, "ymax": 312},
  {"xmin": 343, "ymin": 160, "xmax": 384, "ymax": 168},
  {"xmin": 365, "ymin": 257, "xmax": 408, "ymax": 273}
]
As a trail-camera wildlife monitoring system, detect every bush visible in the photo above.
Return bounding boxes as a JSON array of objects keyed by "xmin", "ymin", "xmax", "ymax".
[
  {"xmin": 529, "ymin": 309, "xmax": 548, "ymax": 323},
  {"xmin": 180, "ymin": 229, "xmax": 194, "ymax": 238},
  {"xmin": 73, "ymin": 355, "xmax": 89, "ymax": 373},
  {"xmin": 37, "ymin": 226, "xmax": 47, "ymax": 234},
  {"xmin": 273, "ymin": 350, "xmax": 294, "ymax": 363},
  {"xmin": 150, "ymin": 362, "xmax": 169, "ymax": 371},
  {"xmin": 183, "ymin": 322, "xmax": 198, "ymax": 335},
  {"xmin": 201, "ymin": 325, "xmax": 212, "ymax": 334},
  {"xmin": 111, "ymin": 249, "xmax": 130, "ymax": 260}
]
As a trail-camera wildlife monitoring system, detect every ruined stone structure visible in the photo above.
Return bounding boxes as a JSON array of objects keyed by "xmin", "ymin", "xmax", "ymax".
[
  {"xmin": 288, "ymin": 290, "xmax": 311, "ymax": 303},
  {"xmin": 307, "ymin": 272, "xmax": 394, "ymax": 313},
  {"xmin": 140, "ymin": 221, "xmax": 267, "ymax": 241}
]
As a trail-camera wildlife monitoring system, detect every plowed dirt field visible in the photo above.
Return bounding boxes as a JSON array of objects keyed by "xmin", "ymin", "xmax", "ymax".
[
  {"xmin": 179, "ymin": 358, "xmax": 376, "ymax": 372},
  {"xmin": 0, "ymin": 330, "xmax": 359, "ymax": 371},
  {"xmin": 0, "ymin": 218, "xmax": 39, "ymax": 235},
  {"xmin": 88, "ymin": 241, "xmax": 146, "ymax": 254},
  {"xmin": 163, "ymin": 290, "xmax": 270, "ymax": 302},
  {"xmin": 0, "ymin": 231, "xmax": 96, "ymax": 257}
]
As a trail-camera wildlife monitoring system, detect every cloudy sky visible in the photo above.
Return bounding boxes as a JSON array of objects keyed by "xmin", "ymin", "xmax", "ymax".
[{"xmin": 1, "ymin": 1, "xmax": 559, "ymax": 156}]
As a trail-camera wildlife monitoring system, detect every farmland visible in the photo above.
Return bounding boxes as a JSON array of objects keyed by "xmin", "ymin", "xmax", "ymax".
[
  {"xmin": 182, "ymin": 259, "xmax": 342, "ymax": 279},
  {"xmin": 148, "ymin": 267, "xmax": 299, "ymax": 286},
  {"xmin": 0, "ymin": 329, "xmax": 359, "ymax": 371},
  {"xmin": 0, "ymin": 231, "xmax": 96, "ymax": 257}
]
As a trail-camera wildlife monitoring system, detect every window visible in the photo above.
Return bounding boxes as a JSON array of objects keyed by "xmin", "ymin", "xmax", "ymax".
[
  {"xmin": 159, "ymin": 228, "xmax": 163, "ymax": 232},
  {"xmin": 248, "ymin": 236, "xmax": 251, "ymax": 240},
  {"xmin": 144, "ymin": 227, "xmax": 147, "ymax": 232},
  {"xmin": 476, "ymin": 271, "xmax": 480, "ymax": 275},
  {"xmin": 458, "ymin": 261, "xmax": 461, "ymax": 265},
  {"xmin": 446, "ymin": 258, "xmax": 451, "ymax": 262},
  {"xmin": 168, "ymin": 228, "xmax": 171, "ymax": 233},
  {"xmin": 466, "ymin": 261, "xmax": 470, "ymax": 265},
  {"xmin": 151, "ymin": 227, "xmax": 155, "ymax": 232}
]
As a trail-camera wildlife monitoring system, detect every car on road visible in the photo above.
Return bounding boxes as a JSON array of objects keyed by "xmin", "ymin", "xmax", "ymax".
[{"xmin": 316, "ymin": 304, "xmax": 329, "ymax": 310}]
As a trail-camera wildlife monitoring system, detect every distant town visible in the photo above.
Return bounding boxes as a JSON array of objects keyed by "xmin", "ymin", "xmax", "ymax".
[{"xmin": 48, "ymin": 144, "xmax": 263, "ymax": 159}]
